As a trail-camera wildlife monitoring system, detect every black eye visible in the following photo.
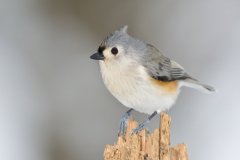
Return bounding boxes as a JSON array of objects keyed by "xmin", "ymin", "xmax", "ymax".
[{"xmin": 111, "ymin": 47, "xmax": 118, "ymax": 55}]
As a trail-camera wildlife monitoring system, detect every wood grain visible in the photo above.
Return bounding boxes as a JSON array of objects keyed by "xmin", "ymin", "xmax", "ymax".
[{"xmin": 103, "ymin": 112, "xmax": 188, "ymax": 160}]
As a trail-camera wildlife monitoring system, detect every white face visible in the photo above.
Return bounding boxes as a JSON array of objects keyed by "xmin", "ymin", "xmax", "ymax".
[{"xmin": 102, "ymin": 45, "xmax": 124, "ymax": 61}]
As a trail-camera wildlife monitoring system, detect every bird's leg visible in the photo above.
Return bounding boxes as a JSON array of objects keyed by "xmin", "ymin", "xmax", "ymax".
[
  {"xmin": 118, "ymin": 108, "xmax": 134, "ymax": 136},
  {"xmin": 132, "ymin": 111, "xmax": 158, "ymax": 134}
]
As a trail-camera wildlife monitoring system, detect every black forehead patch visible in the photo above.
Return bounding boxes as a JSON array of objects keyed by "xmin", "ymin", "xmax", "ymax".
[{"xmin": 98, "ymin": 46, "xmax": 106, "ymax": 53}]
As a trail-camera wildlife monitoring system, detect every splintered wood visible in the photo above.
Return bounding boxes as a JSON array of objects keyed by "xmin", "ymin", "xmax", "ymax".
[{"xmin": 103, "ymin": 112, "xmax": 188, "ymax": 160}]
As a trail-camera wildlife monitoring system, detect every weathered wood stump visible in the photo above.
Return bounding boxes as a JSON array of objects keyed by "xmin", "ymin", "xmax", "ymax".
[{"xmin": 103, "ymin": 112, "xmax": 188, "ymax": 160}]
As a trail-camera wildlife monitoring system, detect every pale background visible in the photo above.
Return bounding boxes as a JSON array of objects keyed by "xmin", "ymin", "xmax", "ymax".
[{"xmin": 0, "ymin": 0, "xmax": 240, "ymax": 160}]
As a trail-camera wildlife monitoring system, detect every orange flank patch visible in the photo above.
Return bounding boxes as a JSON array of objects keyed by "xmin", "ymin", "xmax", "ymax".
[{"xmin": 150, "ymin": 78, "xmax": 178, "ymax": 93}]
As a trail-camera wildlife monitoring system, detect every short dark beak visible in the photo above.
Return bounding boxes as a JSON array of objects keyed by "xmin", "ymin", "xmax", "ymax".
[{"xmin": 90, "ymin": 52, "xmax": 104, "ymax": 60}]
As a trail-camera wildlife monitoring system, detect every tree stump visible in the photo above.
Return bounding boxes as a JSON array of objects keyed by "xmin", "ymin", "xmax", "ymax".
[{"xmin": 103, "ymin": 112, "xmax": 188, "ymax": 160}]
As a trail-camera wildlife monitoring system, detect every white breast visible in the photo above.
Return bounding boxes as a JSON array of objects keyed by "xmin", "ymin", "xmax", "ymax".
[{"xmin": 99, "ymin": 60, "xmax": 179, "ymax": 114}]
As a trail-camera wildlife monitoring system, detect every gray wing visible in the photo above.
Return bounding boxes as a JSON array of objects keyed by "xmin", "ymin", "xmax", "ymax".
[{"xmin": 142, "ymin": 44, "xmax": 191, "ymax": 81}]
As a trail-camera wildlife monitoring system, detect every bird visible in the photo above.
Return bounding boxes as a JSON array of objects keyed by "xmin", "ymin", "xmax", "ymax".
[{"xmin": 90, "ymin": 26, "xmax": 215, "ymax": 135}]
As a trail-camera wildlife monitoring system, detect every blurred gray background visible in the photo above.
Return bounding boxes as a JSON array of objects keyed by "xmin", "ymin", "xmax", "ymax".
[{"xmin": 0, "ymin": 0, "xmax": 240, "ymax": 160}]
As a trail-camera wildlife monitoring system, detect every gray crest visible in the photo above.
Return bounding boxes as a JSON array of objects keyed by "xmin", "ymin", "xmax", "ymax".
[{"xmin": 118, "ymin": 25, "xmax": 128, "ymax": 33}]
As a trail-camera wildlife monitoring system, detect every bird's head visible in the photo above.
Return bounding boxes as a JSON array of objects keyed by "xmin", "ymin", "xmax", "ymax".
[{"xmin": 90, "ymin": 26, "xmax": 146, "ymax": 63}]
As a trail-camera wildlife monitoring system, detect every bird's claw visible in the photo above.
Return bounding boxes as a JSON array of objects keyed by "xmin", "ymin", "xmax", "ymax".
[
  {"xmin": 118, "ymin": 112, "xmax": 131, "ymax": 136},
  {"xmin": 131, "ymin": 120, "xmax": 149, "ymax": 135}
]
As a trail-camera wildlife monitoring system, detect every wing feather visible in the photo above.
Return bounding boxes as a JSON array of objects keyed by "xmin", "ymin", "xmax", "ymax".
[{"xmin": 142, "ymin": 44, "xmax": 190, "ymax": 81}]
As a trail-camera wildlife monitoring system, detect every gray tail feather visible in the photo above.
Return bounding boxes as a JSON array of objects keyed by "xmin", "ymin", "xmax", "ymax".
[{"xmin": 181, "ymin": 78, "xmax": 216, "ymax": 93}]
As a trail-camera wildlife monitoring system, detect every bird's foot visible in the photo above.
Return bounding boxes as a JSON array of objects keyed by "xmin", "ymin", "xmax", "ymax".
[
  {"xmin": 118, "ymin": 108, "xmax": 133, "ymax": 136},
  {"xmin": 132, "ymin": 120, "xmax": 149, "ymax": 134},
  {"xmin": 131, "ymin": 111, "xmax": 158, "ymax": 135}
]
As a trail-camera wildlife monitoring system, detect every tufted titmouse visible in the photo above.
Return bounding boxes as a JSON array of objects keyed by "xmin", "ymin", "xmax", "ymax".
[{"xmin": 90, "ymin": 26, "xmax": 215, "ymax": 134}]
